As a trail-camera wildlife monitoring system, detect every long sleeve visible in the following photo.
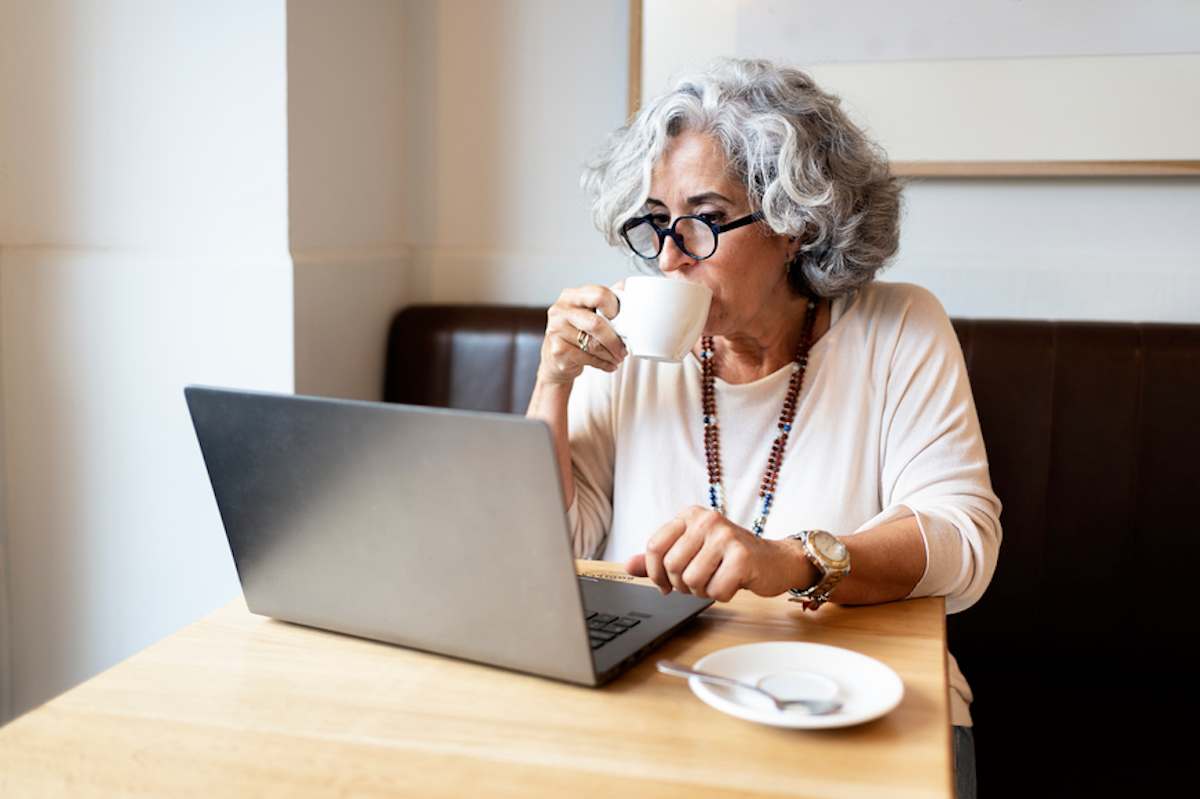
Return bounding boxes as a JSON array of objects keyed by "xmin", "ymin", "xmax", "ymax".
[
  {"xmin": 863, "ymin": 286, "xmax": 1002, "ymax": 614},
  {"xmin": 564, "ymin": 364, "xmax": 617, "ymax": 559}
]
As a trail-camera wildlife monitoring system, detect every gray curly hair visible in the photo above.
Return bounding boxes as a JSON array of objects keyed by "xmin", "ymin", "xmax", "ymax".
[{"xmin": 581, "ymin": 58, "xmax": 902, "ymax": 298}]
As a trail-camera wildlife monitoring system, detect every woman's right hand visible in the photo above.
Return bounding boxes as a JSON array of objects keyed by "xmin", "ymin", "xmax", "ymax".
[{"xmin": 537, "ymin": 284, "xmax": 627, "ymax": 386}]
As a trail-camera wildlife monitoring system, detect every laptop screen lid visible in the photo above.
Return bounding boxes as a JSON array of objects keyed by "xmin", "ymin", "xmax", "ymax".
[{"xmin": 185, "ymin": 386, "xmax": 598, "ymax": 684}]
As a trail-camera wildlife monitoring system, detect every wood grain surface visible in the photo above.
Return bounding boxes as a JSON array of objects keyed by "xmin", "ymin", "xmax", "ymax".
[{"xmin": 0, "ymin": 561, "xmax": 952, "ymax": 798}]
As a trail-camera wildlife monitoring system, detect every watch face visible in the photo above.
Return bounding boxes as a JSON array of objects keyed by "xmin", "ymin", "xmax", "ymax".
[{"xmin": 812, "ymin": 531, "xmax": 847, "ymax": 562}]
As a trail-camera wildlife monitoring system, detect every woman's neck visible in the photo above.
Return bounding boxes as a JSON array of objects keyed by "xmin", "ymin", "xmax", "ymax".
[{"xmin": 709, "ymin": 297, "xmax": 827, "ymax": 385}]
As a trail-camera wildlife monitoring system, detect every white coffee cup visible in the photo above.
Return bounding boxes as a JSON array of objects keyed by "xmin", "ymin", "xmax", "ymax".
[{"xmin": 605, "ymin": 276, "xmax": 713, "ymax": 363}]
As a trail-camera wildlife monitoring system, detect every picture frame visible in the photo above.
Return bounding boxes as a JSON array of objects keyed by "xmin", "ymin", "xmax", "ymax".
[{"xmin": 628, "ymin": 0, "xmax": 1200, "ymax": 178}]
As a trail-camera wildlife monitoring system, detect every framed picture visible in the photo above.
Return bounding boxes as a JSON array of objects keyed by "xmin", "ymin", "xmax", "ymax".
[{"xmin": 629, "ymin": 0, "xmax": 1200, "ymax": 177}]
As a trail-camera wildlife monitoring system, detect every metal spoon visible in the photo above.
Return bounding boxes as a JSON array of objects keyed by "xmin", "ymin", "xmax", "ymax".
[{"xmin": 657, "ymin": 660, "xmax": 843, "ymax": 714}]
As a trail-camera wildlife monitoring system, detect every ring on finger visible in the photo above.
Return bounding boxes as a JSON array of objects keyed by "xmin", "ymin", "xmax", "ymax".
[{"xmin": 576, "ymin": 329, "xmax": 591, "ymax": 353}]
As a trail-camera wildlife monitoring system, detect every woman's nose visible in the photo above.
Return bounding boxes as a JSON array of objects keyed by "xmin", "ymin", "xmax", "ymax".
[{"xmin": 657, "ymin": 234, "xmax": 695, "ymax": 273}]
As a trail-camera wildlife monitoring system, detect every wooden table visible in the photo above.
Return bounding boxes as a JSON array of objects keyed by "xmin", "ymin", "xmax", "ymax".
[{"xmin": 0, "ymin": 561, "xmax": 952, "ymax": 798}]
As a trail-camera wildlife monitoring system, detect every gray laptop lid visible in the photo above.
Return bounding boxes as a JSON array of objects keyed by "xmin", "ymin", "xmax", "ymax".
[{"xmin": 185, "ymin": 386, "xmax": 597, "ymax": 684}]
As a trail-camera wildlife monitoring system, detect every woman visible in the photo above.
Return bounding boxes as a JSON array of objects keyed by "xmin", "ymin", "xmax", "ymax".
[{"xmin": 527, "ymin": 59, "xmax": 997, "ymax": 798}]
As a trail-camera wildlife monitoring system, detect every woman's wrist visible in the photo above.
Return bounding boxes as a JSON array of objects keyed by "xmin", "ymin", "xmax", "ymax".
[
  {"xmin": 769, "ymin": 537, "xmax": 818, "ymax": 597},
  {"xmin": 533, "ymin": 367, "xmax": 578, "ymax": 390},
  {"xmin": 527, "ymin": 374, "xmax": 573, "ymax": 412}
]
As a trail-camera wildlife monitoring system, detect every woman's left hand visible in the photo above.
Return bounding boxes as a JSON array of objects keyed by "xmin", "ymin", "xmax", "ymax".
[{"xmin": 624, "ymin": 506, "xmax": 814, "ymax": 601}]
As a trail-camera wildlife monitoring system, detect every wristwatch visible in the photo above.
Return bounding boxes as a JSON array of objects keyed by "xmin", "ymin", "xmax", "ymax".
[{"xmin": 786, "ymin": 530, "xmax": 851, "ymax": 610}]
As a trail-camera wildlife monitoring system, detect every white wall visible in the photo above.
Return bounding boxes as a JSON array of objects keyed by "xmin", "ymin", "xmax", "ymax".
[
  {"xmin": 402, "ymin": 0, "xmax": 630, "ymax": 305},
  {"xmin": 291, "ymin": 0, "xmax": 632, "ymax": 402},
  {"xmin": 0, "ymin": 0, "xmax": 293, "ymax": 721},
  {"xmin": 289, "ymin": 0, "xmax": 411, "ymax": 401},
  {"xmin": 891, "ymin": 177, "xmax": 1200, "ymax": 322}
]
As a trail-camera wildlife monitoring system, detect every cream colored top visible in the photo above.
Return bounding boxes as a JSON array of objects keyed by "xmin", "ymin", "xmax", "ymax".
[{"xmin": 566, "ymin": 280, "xmax": 1002, "ymax": 727}]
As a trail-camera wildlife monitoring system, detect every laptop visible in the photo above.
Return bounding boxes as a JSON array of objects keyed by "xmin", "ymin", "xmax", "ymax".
[{"xmin": 184, "ymin": 386, "xmax": 712, "ymax": 686}]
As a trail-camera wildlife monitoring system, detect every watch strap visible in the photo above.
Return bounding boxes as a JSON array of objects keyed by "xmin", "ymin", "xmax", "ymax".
[{"xmin": 786, "ymin": 530, "xmax": 849, "ymax": 610}]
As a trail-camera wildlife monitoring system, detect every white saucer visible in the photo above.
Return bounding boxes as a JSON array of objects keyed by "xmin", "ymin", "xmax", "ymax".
[{"xmin": 689, "ymin": 642, "xmax": 904, "ymax": 729}]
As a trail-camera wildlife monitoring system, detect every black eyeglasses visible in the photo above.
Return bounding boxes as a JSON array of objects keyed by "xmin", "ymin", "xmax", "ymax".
[{"xmin": 620, "ymin": 211, "xmax": 764, "ymax": 261}]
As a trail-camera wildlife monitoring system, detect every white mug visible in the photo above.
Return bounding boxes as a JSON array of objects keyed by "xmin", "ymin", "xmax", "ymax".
[{"xmin": 605, "ymin": 276, "xmax": 713, "ymax": 363}]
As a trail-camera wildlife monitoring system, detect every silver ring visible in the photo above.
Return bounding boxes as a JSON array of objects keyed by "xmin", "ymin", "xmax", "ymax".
[{"xmin": 576, "ymin": 330, "xmax": 591, "ymax": 353}]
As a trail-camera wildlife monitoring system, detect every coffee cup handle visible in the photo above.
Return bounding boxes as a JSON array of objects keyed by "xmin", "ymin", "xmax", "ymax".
[{"xmin": 601, "ymin": 287, "xmax": 627, "ymax": 338}]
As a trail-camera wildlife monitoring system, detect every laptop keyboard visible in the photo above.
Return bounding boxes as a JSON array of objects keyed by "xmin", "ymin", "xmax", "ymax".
[{"xmin": 586, "ymin": 611, "xmax": 642, "ymax": 649}]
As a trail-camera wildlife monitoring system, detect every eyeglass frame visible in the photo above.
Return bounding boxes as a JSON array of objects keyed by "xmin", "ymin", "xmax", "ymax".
[{"xmin": 619, "ymin": 210, "xmax": 765, "ymax": 261}]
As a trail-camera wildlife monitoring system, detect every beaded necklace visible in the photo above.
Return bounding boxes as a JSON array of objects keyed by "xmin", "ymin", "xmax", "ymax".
[{"xmin": 700, "ymin": 298, "xmax": 818, "ymax": 536}]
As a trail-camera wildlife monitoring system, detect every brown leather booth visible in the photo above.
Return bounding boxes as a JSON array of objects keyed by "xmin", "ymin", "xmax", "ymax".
[{"xmin": 385, "ymin": 304, "xmax": 1199, "ymax": 795}]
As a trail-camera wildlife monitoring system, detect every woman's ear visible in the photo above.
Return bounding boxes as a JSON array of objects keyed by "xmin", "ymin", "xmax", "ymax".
[{"xmin": 787, "ymin": 226, "xmax": 820, "ymax": 263}]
